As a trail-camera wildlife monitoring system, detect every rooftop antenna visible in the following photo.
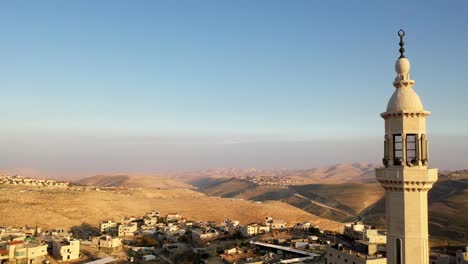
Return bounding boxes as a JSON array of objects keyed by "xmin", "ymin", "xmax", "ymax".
[{"xmin": 398, "ymin": 29, "xmax": 406, "ymax": 58}]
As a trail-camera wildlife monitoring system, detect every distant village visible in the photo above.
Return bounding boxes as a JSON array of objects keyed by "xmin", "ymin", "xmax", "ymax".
[
  {"xmin": 0, "ymin": 175, "xmax": 467, "ymax": 264},
  {"xmin": 242, "ymin": 176, "xmax": 305, "ymax": 186},
  {"xmin": 0, "ymin": 175, "xmax": 69, "ymax": 187}
]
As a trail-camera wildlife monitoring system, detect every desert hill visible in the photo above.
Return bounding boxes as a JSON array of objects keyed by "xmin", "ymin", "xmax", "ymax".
[
  {"xmin": 75, "ymin": 174, "xmax": 193, "ymax": 189},
  {"xmin": 71, "ymin": 163, "xmax": 377, "ymax": 189},
  {"xmin": 4, "ymin": 165, "xmax": 465, "ymax": 243},
  {"xmin": 195, "ymin": 178, "xmax": 382, "ymax": 223},
  {"xmin": 174, "ymin": 163, "xmax": 378, "ymax": 185},
  {"xmin": 194, "ymin": 171, "xmax": 468, "ymax": 243},
  {"xmin": 0, "ymin": 185, "xmax": 341, "ymax": 231}
]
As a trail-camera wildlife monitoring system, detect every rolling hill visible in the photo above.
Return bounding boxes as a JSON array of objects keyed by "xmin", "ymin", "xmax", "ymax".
[
  {"xmin": 175, "ymin": 163, "xmax": 378, "ymax": 185},
  {"xmin": 75, "ymin": 174, "xmax": 193, "ymax": 189},
  {"xmin": 0, "ymin": 185, "xmax": 341, "ymax": 231},
  {"xmin": 194, "ymin": 171, "xmax": 468, "ymax": 243},
  {"xmin": 69, "ymin": 167, "xmax": 467, "ymax": 243}
]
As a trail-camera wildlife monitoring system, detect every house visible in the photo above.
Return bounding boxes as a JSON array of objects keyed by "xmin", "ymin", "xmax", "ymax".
[
  {"xmin": 143, "ymin": 217, "xmax": 158, "ymax": 228},
  {"xmin": 0, "ymin": 240, "xmax": 48, "ymax": 264},
  {"xmin": 49, "ymin": 228, "xmax": 71, "ymax": 238},
  {"xmin": 325, "ymin": 244, "xmax": 386, "ymax": 264},
  {"xmin": 294, "ymin": 222, "xmax": 311, "ymax": 230},
  {"xmin": 166, "ymin": 213, "xmax": 181, "ymax": 222},
  {"xmin": 52, "ymin": 238, "xmax": 80, "ymax": 261},
  {"xmin": 100, "ymin": 220, "xmax": 118, "ymax": 234},
  {"xmin": 0, "ymin": 227, "xmax": 25, "ymax": 240},
  {"xmin": 264, "ymin": 217, "xmax": 286, "ymax": 229},
  {"xmin": 91, "ymin": 235, "xmax": 122, "ymax": 249},
  {"xmin": 362, "ymin": 229, "xmax": 386, "ymax": 244},
  {"xmin": 118, "ymin": 222, "xmax": 137, "ymax": 237},
  {"xmin": 344, "ymin": 222, "xmax": 372, "ymax": 240},
  {"xmin": 295, "ymin": 241, "xmax": 309, "ymax": 249},
  {"xmin": 122, "ymin": 217, "xmax": 137, "ymax": 224},
  {"xmin": 239, "ymin": 223, "xmax": 270, "ymax": 237},
  {"xmin": 222, "ymin": 219, "xmax": 240, "ymax": 234},
  {"xmin": 270, "ymin": 220, "xmax": 286, "ymax": 229},
  {"xmin": 142, "ymin": 211, "xmax": 159, "ymax": 228},
  {"xmin": 191, "ymin": 229, "xmax": 219, "ymax": 242}
]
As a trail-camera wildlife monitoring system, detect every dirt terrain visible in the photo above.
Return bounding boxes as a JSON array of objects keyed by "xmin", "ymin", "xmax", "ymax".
[
  {"xmin": 193, "ymin": 171, "xmax": 468, "ymax": 243},
  {"xmin": 0, "ymin": 185, "xmax": 340, "ymax": 231},
  {"xmin": 75, "ymin": 174, "xmax": 193, "ymax": 189}
]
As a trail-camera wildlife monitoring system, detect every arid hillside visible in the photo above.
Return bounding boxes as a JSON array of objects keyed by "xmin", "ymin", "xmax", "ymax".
[
  {"xmin": 175, "ymin": 163, "xmax": 378, "ymax": 185},
  {"xmin": 195, "ymin": 178, "xmax": 382, "ymax": 223},
  {"xmin": 194, "ymin": 171, "xmax": 468, "ymax": 243},
  {"xmin": 3, "ymin": 166, "xmax": 465, "ymax": 243},
  {"xmin": 0, "ymin": 185, "xmax": 341, "ymax": 231},
  {"xmin": 75, "ymin": 174, "xmax": 193, "ymax": 189}
]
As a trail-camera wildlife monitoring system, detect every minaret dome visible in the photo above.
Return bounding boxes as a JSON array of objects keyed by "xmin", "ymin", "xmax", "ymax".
[{"xmin": 385, "ymin": 31, "xmax": 425, "ymax": 113}]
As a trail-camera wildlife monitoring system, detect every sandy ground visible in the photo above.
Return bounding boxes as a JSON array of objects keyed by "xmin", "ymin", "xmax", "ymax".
[{"xmin": 0, "ymin": 185, "xmax": 341, "ymax": 231}]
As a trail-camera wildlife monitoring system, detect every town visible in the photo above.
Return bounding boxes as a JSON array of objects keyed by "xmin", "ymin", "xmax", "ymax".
[{"xmin": 1, "ymin": 208, "xmax": 466, "ymax": 264}]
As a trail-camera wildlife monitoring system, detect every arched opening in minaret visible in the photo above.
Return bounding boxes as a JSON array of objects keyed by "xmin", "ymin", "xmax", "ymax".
[
  {"xmin": 396, "ymin": 238, "xmax": 402, "ymax": 264},
  {"xmin": 406, "ymin": 134, "xmax": 417, "ymax": 166},
  {"xmin": 393, "ymin": 135, "xmax": 404, "ymax": 165}
]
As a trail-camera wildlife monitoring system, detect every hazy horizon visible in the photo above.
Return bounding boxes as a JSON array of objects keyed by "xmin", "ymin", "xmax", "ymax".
[{"xmin": 1, "ymin": 134, "xmax": 466, "ymax": 179}]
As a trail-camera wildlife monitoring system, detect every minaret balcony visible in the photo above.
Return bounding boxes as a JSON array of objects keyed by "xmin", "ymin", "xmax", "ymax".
[{"xmin": 375, "ymin": 167, "xmax": 438, "ymax": 192}]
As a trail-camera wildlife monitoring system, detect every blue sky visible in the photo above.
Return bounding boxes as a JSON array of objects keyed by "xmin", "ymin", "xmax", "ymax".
[{"xmin": 0, "ymin": 1, "xmax": 467, "ymax": 176}]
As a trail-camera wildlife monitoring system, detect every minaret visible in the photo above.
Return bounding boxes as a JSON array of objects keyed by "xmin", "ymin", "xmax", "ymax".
[{"xmin": 375, "ymin": 30, "xmax": 438, "ymax": 264}]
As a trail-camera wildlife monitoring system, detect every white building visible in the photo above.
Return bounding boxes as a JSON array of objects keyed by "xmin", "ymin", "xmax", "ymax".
[
  {"xmin": 166, "ymin": 213, "xmax": 181, "ymax": 222},
  {"xmin": 222, "ymin": 219, "xmax": 240, "ymax": 234},
  {"xmin": 344, "ymin": 222, "xmax": 372, "ymax": 240},
  {"xmin": 265, "ymin": 217, "xmax": 286, "ymax": 229},
  {"xmin": 118, "ymin": 222, "xmax": 137, "ymax": 237},
  {"xmin": 363, "ymin": 229, "xmax": 386, "ymax": 244},
  {"xmin": 143, "ymin": 217, "xmax": 158, "ymax": 227},
  {"xmin": 91, "ymin": 235, "xmax": 122, "ymax": 249},
  {"xmin": 191, "ymin": 229, "xmax": 219, "ymax": 242},
  {"xmin": 52, "ymin": 238, "xmax": 80, "ymax": 261},
  {"xmin": 0, "ymin": 240, "xmax": 48, "ymax": 264},
  {"xmin": 142, "ymin": 210, "xmax": 160, "ymax": 228},
  {"xmin": 294, "ymin": 222, "xmax": 311, "ymax": 230},
  {"xmin": 100, "ymin": 220, "xmax": 118, "ymax": 234},
  {"xmin": 240, "ymin": 223, "xmax": 270, "ymax": 237},
  {"xmin": 325, "ymin": 244, "xmax": 386, "ymax": 264},
  {"xmin": 122, "ymin": 217, "xmax": 137, "ymax": 224},
  {"xmin": 270, "ymin": 220, "xmax": 286, "ymax": 229}
]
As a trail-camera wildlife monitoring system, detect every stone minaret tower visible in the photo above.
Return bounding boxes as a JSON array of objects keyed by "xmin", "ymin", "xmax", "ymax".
[{"xmin": 375, "ymin": 30, "xmax": 438, "ymax": 264}]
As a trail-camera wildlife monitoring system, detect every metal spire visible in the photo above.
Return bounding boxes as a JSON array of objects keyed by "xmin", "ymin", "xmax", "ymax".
[{"xmin": 398, "ymin": 29, "xmax": 406, "ymax": 58}]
